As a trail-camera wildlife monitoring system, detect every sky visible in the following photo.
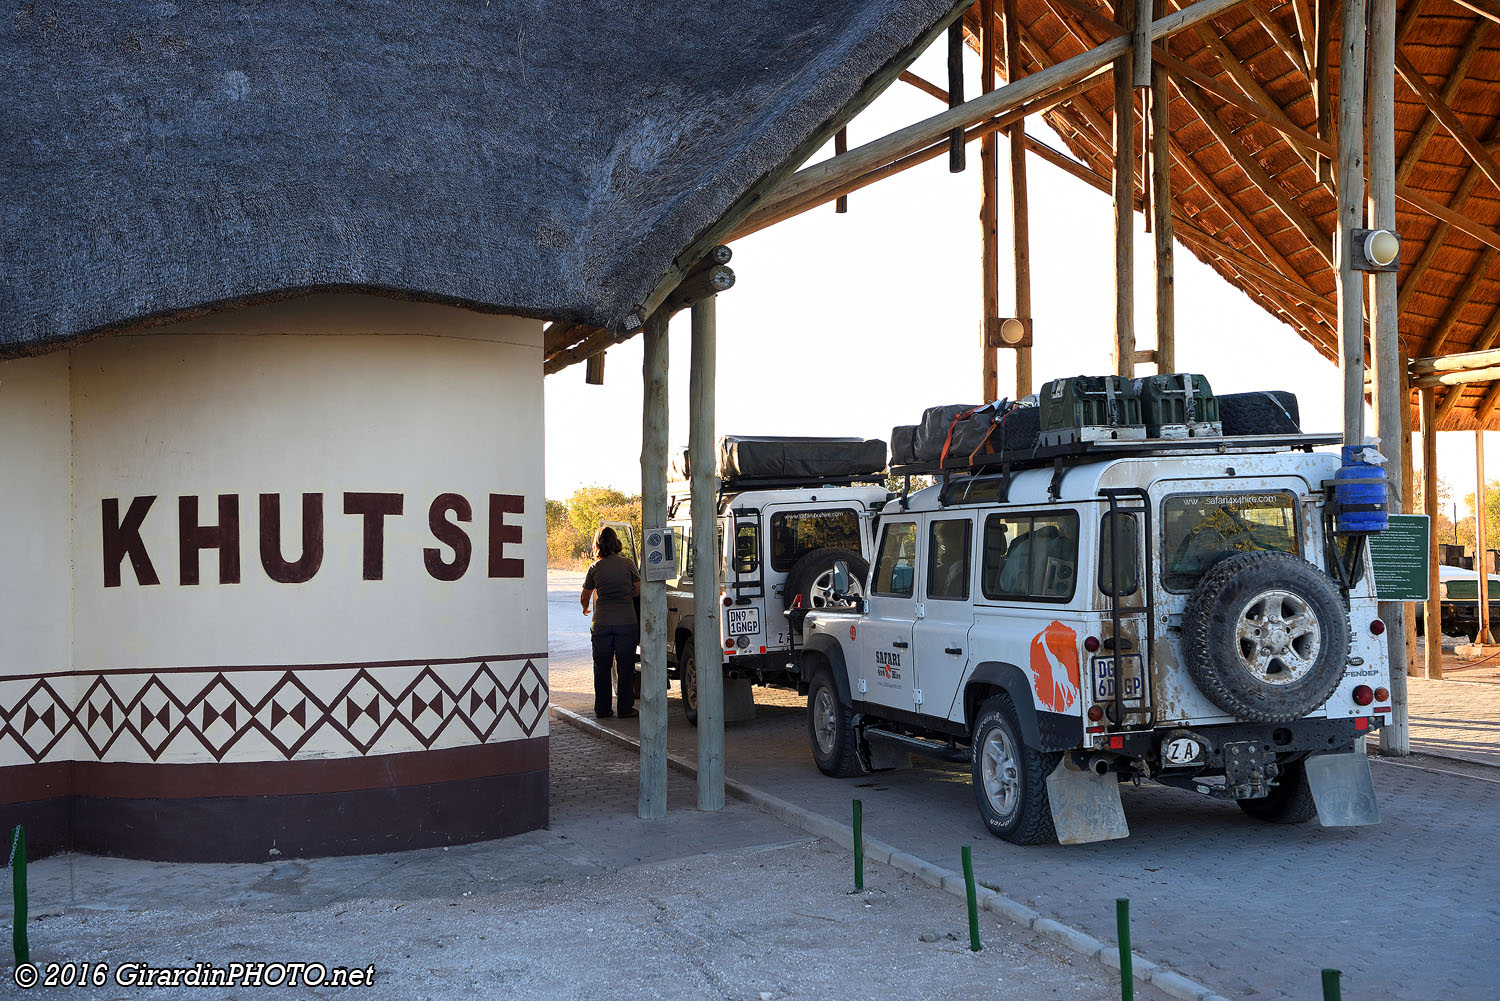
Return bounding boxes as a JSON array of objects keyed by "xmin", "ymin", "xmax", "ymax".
[{"xmin": 543, "ymin": 44, "xmax": 1490, "ymax": 518}]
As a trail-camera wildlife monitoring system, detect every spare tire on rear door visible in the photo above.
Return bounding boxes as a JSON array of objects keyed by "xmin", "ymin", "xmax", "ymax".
[
  {"xmin": 783, "ymin": 547, "xmax": 869, "ymax": 611},
  {"xmin": 1182, "ymin": 550, "xmax": 1350, "ymax": 723}
]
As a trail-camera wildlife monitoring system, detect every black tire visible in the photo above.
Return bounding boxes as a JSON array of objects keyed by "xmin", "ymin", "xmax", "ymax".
[
  {"xmin": 680, "ymin": 642, "xmax": 699, "ymax": 727},
  {"xmin": 807, "ymin": 666, "xmax": 863, "ymax": 777},
  {"xmin": 971, "ymin": 694, "xmax": 1060, "ymax": 845},
  {"xmin": 783, "ymin": 547, "xmax": 869, "ymax": 611},
  {"xmin": 1219, "ymin": 391, "xmax": 1301, "ymax": 435},
  {"xmin": 1237, "ymin": 758, "xmax": 1317, "ymax": 824},
  {"xmin": 1183, "ymin": 550, "xmax": 1350, "ymax": 723}
]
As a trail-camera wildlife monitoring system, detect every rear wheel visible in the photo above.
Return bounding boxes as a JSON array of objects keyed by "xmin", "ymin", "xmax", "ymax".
[
  {"xmin": 971, "ymin": 694, "xmax": 1059, "ymax": 845},
  {"xmin": 1236, "ymin": 758, "xmax": 1316, "ymax": 824},
  {"xmin": 681, "ymin": 644, "xmax": 699, "ymax": 727},
  {"xmin": 807, "ymin": 667, "xmax": 863, "ymax": 777},
  {"xmin": 784, "ymin": 548, "xmax": 869, "ymax": 611}
]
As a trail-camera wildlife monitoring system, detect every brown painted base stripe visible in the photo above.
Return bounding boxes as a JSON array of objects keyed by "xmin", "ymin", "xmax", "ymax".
[
  {"xmin": 4, "ymin": 768, "xmax": 549, "ymax": 863},
  {"xmin": 0, "ymin": 737, "xmax": 548, "ymax": 803}
]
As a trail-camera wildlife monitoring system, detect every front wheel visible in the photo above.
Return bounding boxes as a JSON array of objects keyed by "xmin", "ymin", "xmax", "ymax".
[
  {"xmin": 971, "ymin": 694, "xmax": 1060, "ymax": 845},
  {"xmin": 807, "ymin": 667, "xmax": 863, "ymax": 777},
  {"xmin": 1236, "ymin": 758, "xmax": 1316, "ymax": 824}
]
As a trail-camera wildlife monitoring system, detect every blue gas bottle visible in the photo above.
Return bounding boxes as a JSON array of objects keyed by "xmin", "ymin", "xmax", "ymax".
[{"xmin": 1334, "ymin": 443, "xmax": 1389, "ymax": 534}]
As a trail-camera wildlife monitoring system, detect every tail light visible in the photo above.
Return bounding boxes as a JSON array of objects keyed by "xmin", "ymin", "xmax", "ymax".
[
  {"xmin": 1375, "ymin": 686, "xmax": 1390, "ymax": 702},
  {"xmin": 1352, "ymin": 684, "xmax": 1374, "ymax": 706},
  {"xmin": 1087, "ymin": 705, "xmax": 1104, "ymax": 722},
  {"xmin": 1083, "ymin": 636, "xmax": 1101, "ymax": 653},
  {"xmin": 1370, "ymin": 619, "xmax": 1386, "ymax": 635},
  {"xmin": 722, "ymin": 595, "xmax": 733, "ymax": 608}
]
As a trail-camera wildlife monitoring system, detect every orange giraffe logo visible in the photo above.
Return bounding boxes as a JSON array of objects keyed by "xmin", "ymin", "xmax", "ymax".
[{"xmin": 1029, "ymin": 621, "xmax": 1081, "ymax": 713}]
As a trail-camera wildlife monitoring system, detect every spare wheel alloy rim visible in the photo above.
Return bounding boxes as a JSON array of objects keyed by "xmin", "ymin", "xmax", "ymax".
[
  {"xmin": 813, "ymin": 687, "xmax": 837, "ymax": 754},
  {"xmin": 1234, "ymin": 588, "xmax": 1322, "ymax": 686},
  {"xmin": 808, "ymin": 568, "xmax": 862, "ymax": 608},
  {"xmin": 980, "ymin": 725, "xmax": 1021, "ymax": 821}
]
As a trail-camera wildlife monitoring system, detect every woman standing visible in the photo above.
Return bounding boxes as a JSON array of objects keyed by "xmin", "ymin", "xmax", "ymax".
[{"xmin": 580, "ymin": 526, "xmax": 641, "ymax": 719}]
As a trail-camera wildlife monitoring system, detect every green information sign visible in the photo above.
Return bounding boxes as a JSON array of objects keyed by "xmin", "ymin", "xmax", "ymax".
[{"xmin": 1367, "ymin": 514, "xmax": 1430, "ymax": 601}]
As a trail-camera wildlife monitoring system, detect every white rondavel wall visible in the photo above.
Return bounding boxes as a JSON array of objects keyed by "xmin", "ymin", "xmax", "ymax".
[{"xmin": 1, "ymin": 294, "xmax": 547, "ymax": 779}]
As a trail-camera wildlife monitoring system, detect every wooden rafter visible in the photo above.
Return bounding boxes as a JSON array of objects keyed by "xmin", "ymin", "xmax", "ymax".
[
  {"xmin": 1418, "ymin": 246, "xmax": 1500, "ymax": 356},
  {"xmin": 1250, "ymin": 0, "xmax": 1308, "ymax": 75},
  {"xmin": 1393, "ymin": 21, "xmax": 1490, "ymax": 187},
  {"xmin": 1173, "ymin": 80, "xmax": 1333, "ymax": 263},
  {"xmin": 1188, "ymin": 23, "xmax": 1318, "ymax": 171},
  {"xmin": 1449, "ymin": 0, "xmax": 1500, "ymax": 26},
  {"xmin": 1394, "ymin": 48, "xmax": 1500, "ymax": 197}
]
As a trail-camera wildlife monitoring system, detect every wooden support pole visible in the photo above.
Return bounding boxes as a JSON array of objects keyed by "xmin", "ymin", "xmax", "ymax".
[
  {"xmin": 584, "ymin": 351, "xmax": 605, "ymax": 386},
  {"xmin": 1315, "ymin": 0, "xmax": 1332, "ymax": 185},
  {"xmin": 1335, "ymin": 0, "xmax": 1367, "ymax": 448},
  {"xmin": 983, "ymin": 0, "xmax": 1001, "ymax": 403},
  {"xmin": 1478, "ymin": 431, "xmax": 1494, "ymax": 644},
  {"xmin": 638, "ymin": 313, "xmax": 670, "ymax": 820},
  {"xmin": 835, "ymin": 129, "xmax": 849, "ymax": 213},
  {"xmin": 1369, "ymin": 0, "xmax": 1407, "ymax": 754},
  {"xmin": 1003, "ymin": 0, "xmax": 1033, "ymax": 398},
  {"xmin": 690, "ymin": 297, "xmax": 725, "ymax": 811},
  {"xmin": 1411, "ymin": 347, "xmax": 1500, "ymax": 376},
  {"xmin": 1422, "ymin": 387, "xmax": 1444, "ymax": 679},
  {"xmin": 1402, "ymin": 357, "xmax": 1420, "ymax": 677},
  {"xmin": 1151, "ymin": 0, "xmax": 1174, "ymax": 373},
  {"xmin": 948, "ymin": 21, "xmax": 967, "ymax": 172},
  {"xmin": 1113, "ymin": 0, "xmax": 1136, "ymax": 379}
]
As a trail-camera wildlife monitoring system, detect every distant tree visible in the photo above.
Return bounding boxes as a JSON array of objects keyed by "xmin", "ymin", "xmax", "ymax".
[{"xmin": 546, "ymin": 486, "xmax": 643, "ymax": 568}]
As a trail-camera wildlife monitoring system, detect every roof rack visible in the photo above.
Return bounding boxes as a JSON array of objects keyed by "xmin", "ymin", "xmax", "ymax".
[
  {"xmin": 888, "ymin": 432, "xmax": 1341, "ymax": 480},
  {"xmin": 670, "ymin": 473, "xmax": 888, "ymax": 493}
]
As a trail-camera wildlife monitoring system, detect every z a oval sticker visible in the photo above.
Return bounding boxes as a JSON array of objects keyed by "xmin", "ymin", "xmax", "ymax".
[
  {"xmin": 850, "ymin": 624, "xmax": 857, "ymax": 641},
  {"xmin": 1163, "ymin": 737, "xmax": 1205, "ymax": 766}
]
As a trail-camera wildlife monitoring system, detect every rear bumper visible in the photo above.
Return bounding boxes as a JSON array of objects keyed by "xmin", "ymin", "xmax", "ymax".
[{"xmin": 1105, "ymin": 715, "xmax": 1376, "ymax": 771}]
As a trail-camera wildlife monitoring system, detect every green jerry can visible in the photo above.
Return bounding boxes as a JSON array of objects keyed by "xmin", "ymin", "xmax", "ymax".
[
  {"xmin": 1133, "ymin": 373, "xmax": 1222, "ymax": 439},
  {"xmin": 1037, "ymin": 375, "xmax": 1146, "ymax": 447}
]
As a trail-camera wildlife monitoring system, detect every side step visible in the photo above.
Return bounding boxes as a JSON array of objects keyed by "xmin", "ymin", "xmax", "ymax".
[{"xmin": 864, "ymin": 727, "xmax": 971, "ymax": 764}]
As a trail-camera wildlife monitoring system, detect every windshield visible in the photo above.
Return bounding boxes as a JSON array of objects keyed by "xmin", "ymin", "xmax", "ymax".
[{"xmin": 1162, "ymin": 492, "xmax": 1299, "ymax": 591}]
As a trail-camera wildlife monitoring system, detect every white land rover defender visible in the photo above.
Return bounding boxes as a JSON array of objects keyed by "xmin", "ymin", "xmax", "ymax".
[
  {"xmin": 798, "ymin": 376, "xmax": 1391, "ymax": 845},
  {"xmin": 665, "ymin": 436, "xmax": 889, "ymax": 724}
]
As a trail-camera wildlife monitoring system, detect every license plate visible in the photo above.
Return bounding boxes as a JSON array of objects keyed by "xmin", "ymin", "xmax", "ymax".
[
  {"xmin": 1091, "ymin": 654, "xmax": 1145, "ymax": 702},
  {"xmin": 727, "ymin": 606, "xmax": 762, "ymax": 637}
]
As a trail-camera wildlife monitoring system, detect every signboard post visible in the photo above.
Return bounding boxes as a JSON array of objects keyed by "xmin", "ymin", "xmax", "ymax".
[{"xmin": 1368, "ymin": 514, "xmax": 1430, "ymax": 601}]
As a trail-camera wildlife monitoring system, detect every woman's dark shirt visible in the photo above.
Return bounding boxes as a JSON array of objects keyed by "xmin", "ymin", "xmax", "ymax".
[{"xmin": 584, "ymin": 555, "xmax": 640, "ymax": 631}]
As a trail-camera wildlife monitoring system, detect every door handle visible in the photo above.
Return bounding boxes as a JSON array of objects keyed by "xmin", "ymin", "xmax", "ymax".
[
  {"xmin": 945, "ymin": 646, "xmax": 963, "ymax": 655},
  {"xmin": 892, "ymin": 641, "xmax": 909, "ymax": 649}
]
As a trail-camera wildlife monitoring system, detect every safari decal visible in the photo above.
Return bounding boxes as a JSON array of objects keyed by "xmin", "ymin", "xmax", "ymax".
[
  {"xmin": 1029, "ymin": 620, "xmax": 1081, "ymax": 713},
  {"xmin": 874, "ymin": 649, "xmax": 902, "ymax": 687}
]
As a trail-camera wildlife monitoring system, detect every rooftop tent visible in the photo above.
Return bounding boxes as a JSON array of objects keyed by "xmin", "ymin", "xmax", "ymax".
[{"xmin": 2, "ymin": 0, "xmax": 958, "ymax": 359}]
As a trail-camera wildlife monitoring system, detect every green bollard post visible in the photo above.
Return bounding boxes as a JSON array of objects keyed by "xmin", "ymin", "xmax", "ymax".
[
  {"xmin": 11, "ymin": 826, "xmax": 27, "ymax": 966},
  {"xmin": 961, "ymin": 845, "xmax": 981, "ymax": 952},
  {"xmin": 852, "ymin": 799, "xmax": 864, "ymax": 892},
  {"xmin": 1117, "ymin": 898, "xmax": 1133, "ymax": 1001},
  {"xmin": 1322, "ymin": 969, "xmax": 1342, "ymax": 1001}
]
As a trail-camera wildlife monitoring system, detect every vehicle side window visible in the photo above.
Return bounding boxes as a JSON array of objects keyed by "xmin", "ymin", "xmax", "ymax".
[
  {"xmin": 873, "ymin": 522, "xmax": 919, "ymax": 597},
  {"xmin": 734, "ymin": 522, "xmax": 759, "ymax": 574},
  {"xmin": 1099, "ymin": 512, "xmax": 1140, "ymax": 597},
  {"xmin": 927, "ymin": 519, "xmax": 972, "ymax": 600},
  {"xmin": 674, "ymin": 527, "xmax": 690, "ymax": 579},
  {"xmin": 1162, "ymin": 492, "xmax": 1297, "ymax": 591},
  {"xmin": 769, "ymin": 509, "xmax": 861, "ymax": 571},
  {"xmin": 981, "ymin": 511, "xmax": 1080, "ymax": 601}
]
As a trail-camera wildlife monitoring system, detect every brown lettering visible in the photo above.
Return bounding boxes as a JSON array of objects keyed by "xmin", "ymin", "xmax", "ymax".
[
  {"xmin": 102, "ymin": 496, "xmax": 160, "ymax": 587},
  {"xmin": 344, "ymin": 492, "xmax": 403, "ymax": 580},
  {"xmin": 488, "ymin": 493, "xmax": 524, "ymax": 578},
  {"xmin": 179, "ymin": 495, "xmax": 241, "ymax": 585},
  {"xmin": 424, "ymin": 493, "xmax": 472, "ymax": 581},
  {"xmin": 260, "ymin": 493, "xmax": 325, "ymax": 584}
]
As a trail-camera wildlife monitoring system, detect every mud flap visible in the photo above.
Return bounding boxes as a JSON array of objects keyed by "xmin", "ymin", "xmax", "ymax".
[
  {"xmin": 1046, "ymin": 758, "xmax": 1130, "ymax": 845},
  {"xmin": 1305, "ymin": 751, "xmax": 1381, "ymax": 827}
]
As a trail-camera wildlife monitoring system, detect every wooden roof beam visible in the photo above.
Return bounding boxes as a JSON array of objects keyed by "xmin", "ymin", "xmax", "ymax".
[
  {"xmin": 1250, "ymin": 0, "xmax": 1308, "ymax": 75},
  {"xmin": 1174, "ymin": 80, "xmax": 1333, "ymax": 264},
  {"xmin": 1188, "ymin": 24, "xmax": 1319, "ymax": 171},
  {"xmin": 1393, "ymin": 22, "xmax": 1490, "ymax": 188},
  {"xmin": 1449, "ymin": 0, "xmax": 1500, "ymax": 26},
  {"xmin": 1469, "ymin": 309, "xmax": 1500, "ymax": 418},
  {"xmin": 1418, "ymin": 246, "xmax": 1500, "ymax": 356},
  {"xmin": 1394, "ymin": 48, "xmax": 1500, "ymax": 198},
  {"xmin": 900, "ymin": 70, "xmax": 950, "ymax": 103},
  {"xmin": 1396, "ymin": 146, "xmax": 1490, "ymax": 317}
]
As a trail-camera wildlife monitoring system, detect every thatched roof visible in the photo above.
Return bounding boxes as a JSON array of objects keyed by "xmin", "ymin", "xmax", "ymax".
[
  {"xmin": 2, "ymin": 0, "xmax": 957, "ymax": 359},
  {"xmin": 977, "ymin": 0, "xmax": 1500, "ymax": 429}
]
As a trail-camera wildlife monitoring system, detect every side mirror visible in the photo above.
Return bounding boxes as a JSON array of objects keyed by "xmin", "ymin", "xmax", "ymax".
[{"xmin": 832, "ymin": 560, "xmax": 851, "ymax": 596}]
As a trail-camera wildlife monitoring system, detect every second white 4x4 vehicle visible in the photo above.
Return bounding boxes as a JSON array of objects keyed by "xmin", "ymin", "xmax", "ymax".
[{"xmin": 799, "ymin": 376, "xmax": 1392, "ymax": 845}]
